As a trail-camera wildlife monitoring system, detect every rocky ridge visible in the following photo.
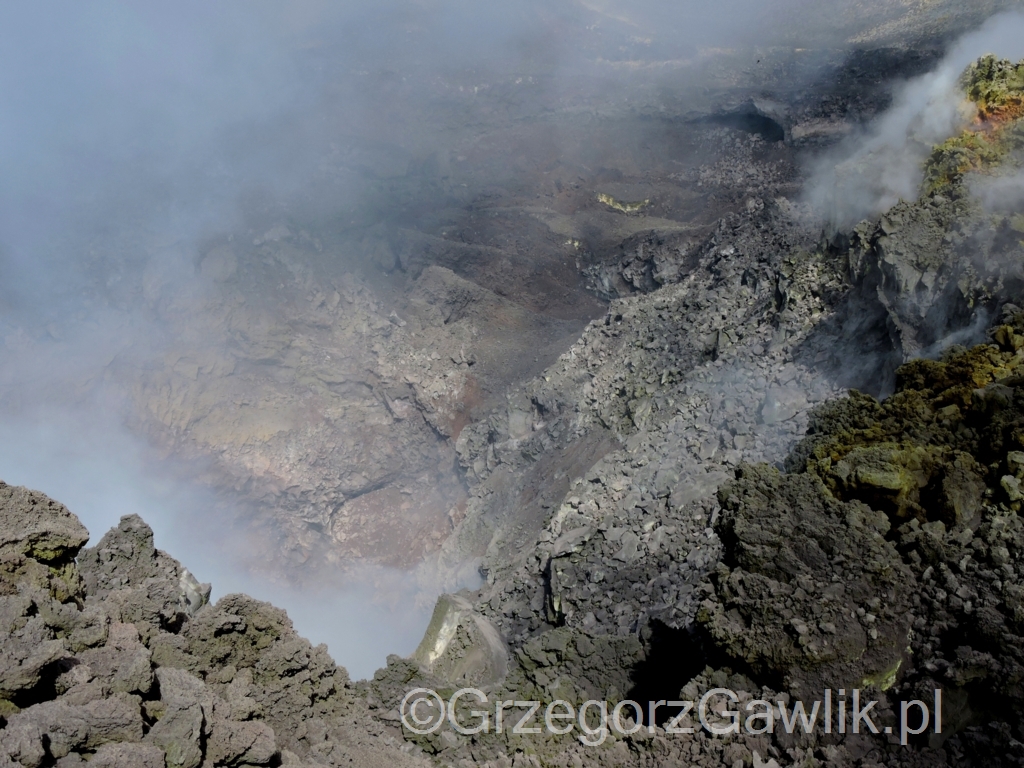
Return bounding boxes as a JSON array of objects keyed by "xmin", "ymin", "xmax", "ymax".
[{"xmin": 0, "ymin": 493, "xmax": 430, "ymax": 767}]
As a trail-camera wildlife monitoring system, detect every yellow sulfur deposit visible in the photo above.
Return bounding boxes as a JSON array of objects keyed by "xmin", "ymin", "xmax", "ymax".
[{"xmin": 596, "ymin": 193, "xmax": 650, "ymax": 213}]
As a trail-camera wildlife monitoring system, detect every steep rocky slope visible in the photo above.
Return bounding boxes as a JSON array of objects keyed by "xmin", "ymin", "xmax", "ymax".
[
  {"xmin": 353, "ymin": 54, "xmax": 1024, "ymax": 766},
  {"xmin": 8, "ymin": 0, "xmax": 1011, "ymax": 585}
]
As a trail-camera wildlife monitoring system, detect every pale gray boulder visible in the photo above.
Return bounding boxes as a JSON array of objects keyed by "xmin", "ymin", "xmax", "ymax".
[
  {"xmin": 207, "ymin": 717, "xmax": 278, "ymax": 767},
  {"xmin": 78, "ymin": 515, "xmax": 210, "ymax": 632},
  {"xmin": 76, "ymin": 622, "xmax": 154, "ymax": 696},
  {"xmin": 0, "ymin": 594, "xmax": 66, "ymax": 701},
  {"xmin": 88, "ymin": 741, "xmax": 166, "ymax": 768},
  {"xmin": 0, "ymin": 718, "xmax": 46, "ymax": 768}
]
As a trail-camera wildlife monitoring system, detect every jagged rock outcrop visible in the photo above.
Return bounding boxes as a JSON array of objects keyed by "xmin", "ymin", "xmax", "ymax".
[
  {"xmin": 700, "ymin": 464, "xmax": 915, "ymax": 699},
  {"xmin": 0, "ymin": 488, "xmax": 428, "ymax": 768},
  {"xmin": 371, "ymin": 54, "xmax": 1024, "ymax": 768},
  {"xmin": 378, "ymin": 308, "xmax": 1024, "ymax": 768},
  {"xmin": 411, "ymin": 594, "xmax": 509, "ymax": 688},
  {"xmin": 689, "ymin": 309, "xmax": 1024, "ymax": 765},
  {"xmin": 833, "ymin": 55, "xmax": 1024, "ymax": 368}
]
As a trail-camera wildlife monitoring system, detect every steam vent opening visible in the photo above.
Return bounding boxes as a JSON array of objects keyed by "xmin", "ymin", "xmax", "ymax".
[{"xmin": 5, "ymin": 3, "xmax": 1024, "ymax": 765}]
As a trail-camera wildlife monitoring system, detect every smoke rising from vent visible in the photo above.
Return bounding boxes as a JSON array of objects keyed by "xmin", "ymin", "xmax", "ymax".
[
  {"xmin": 971, "ymin": 171, "xmax": 1024, "ymax": 213},
  {"xmin": 804, "ymin": 9, "xmax": 1024, "ymax": 227}
]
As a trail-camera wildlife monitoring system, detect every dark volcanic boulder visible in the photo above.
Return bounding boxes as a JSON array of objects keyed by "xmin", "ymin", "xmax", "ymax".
[
  {"xmin": 698, "ymin": 316, "xmax": 1024, "ymax": 759},
  {"xmin": 78, "ymin": 514, "xmax": 211, "ymax": 634},
  {"xmin": 0, "ymin": 484, "xmax": 92, "ymax": 709},
  {"xmin": 0, "ymin": 482, "xmax": 89, "ymax": 606},
  {"xmin": 699, "ymin": 464, "xmax": 915, "ymax": 698},
  {"xmin": 0, "ymin": 482, "xmax": 89, "ymax": 565}
]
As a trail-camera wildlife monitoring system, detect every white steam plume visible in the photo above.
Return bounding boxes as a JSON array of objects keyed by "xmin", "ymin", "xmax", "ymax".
[
  {"xmin": 970, "ymin": 170, "xmax": 1024, "ymax": 213},
  {"xmin": 805, "ymin": 10, "xmax": 1024, "ymax": 227}
]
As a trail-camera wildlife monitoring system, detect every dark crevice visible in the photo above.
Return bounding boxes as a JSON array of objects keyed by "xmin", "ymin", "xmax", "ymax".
[
  {"xmin": 627, "ymin": 621, "xmax": 724, "ymax": 726},
  {"xmin": 8, "ymin": 659, "xmax": 67, "ymax": 710}
]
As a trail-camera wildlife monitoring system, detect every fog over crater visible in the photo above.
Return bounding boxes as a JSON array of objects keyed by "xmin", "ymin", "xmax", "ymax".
[{"xmin": 1, "ymin": 0, "xmax": 1019, "ymax": 681}]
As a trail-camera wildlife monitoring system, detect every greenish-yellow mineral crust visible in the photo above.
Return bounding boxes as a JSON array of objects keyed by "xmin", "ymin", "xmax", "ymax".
[
  {"xmin": 701, "ymin": 309, "xmax": 1024, "ymax": 737},
  {"xmin": 923, "ymin": 55, "xmax": 1024, "ymax": 195},
  {"xmin": 961, "ymin": 54, "xmax": 1024, "ymax": 120}
]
